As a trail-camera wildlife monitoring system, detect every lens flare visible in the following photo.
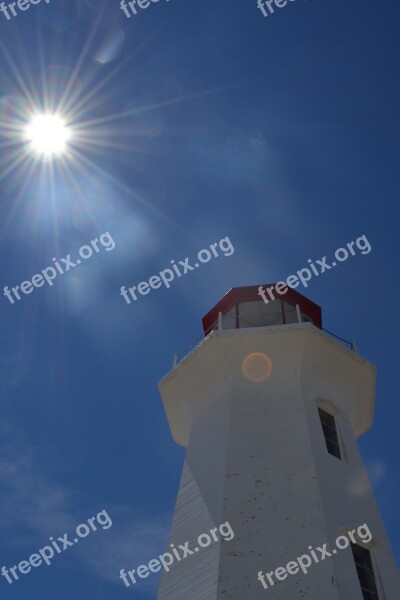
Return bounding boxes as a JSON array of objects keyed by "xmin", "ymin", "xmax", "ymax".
[
  {"xmin": 242, "ymin": 352, "xmax": 272, "ymax": 382},
  {"xmin": 25, "ymin": 114, "xmax": 71, "ymax": 158}
]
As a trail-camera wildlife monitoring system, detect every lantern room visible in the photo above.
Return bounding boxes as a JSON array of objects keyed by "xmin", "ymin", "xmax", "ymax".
[{"xmin": 202, "ymin": 284, "xmax": 322, "ymax": 336}]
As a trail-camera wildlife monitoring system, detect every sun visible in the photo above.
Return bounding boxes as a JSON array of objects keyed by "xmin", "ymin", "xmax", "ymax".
[{"xmin": 25, "ymin": 114, "xmax": 71, "ymax": 158}]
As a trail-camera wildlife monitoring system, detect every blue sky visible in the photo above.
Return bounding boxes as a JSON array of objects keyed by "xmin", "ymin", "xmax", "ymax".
[{"xmin": 0, "ymin": 0, "xmax": 399, "ymax": 597}]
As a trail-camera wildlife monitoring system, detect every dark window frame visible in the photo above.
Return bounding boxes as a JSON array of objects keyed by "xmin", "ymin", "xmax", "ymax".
[
  {"xmin": 351, "ymin": 543, "xmax": 380, "ymax": 600},
  {"xmin": 318, "ymin": 407, "xmax": 342, "ymax": 459}
]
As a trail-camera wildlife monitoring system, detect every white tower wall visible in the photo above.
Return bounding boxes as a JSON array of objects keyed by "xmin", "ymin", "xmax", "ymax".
[{"xmin": 157, "ymin": 323, "xmax": 399, "ymax": 599}]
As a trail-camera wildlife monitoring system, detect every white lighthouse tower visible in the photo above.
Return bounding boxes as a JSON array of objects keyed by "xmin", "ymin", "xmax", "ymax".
[{"xmin": 157, "ymin": 285, "xmax": 399, "ymax": 599}]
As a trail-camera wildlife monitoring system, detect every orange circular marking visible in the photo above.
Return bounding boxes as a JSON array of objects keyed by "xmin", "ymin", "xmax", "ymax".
[{"xmin": 242, "ymin": 352, "xmax": 272, "ymax": 382}]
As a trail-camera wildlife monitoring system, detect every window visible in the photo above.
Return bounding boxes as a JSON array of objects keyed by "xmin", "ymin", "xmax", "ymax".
[
  {"xmin": 318, "ymin": 407, "xmax": 342, "ymax": 459},
  {"xmin": 282, "ymin": 302, "xmax": 316, "ymax": 325},
  {"xmin": 351, "ymin": 544, "xmax": 380, "ymax": 600},
  {"xmin": 283, "ymin": 302, "xmax": 298, "ymax": 324},
  {"xmin": 300, "ymin": 311, "xmax": 313, "ymax": 323},
  {"xmin": 238, "ymin": 300, "xmax": 282, "ymax": 328},
  {"xmin": 221, "ymin": 306, "xmax": 236, "ymax": 329}
]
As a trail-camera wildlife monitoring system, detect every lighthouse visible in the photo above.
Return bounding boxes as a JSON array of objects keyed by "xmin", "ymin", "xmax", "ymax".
[{"xmin": 157, "ymin": 285, "xmax": 399, "ymax": 599}]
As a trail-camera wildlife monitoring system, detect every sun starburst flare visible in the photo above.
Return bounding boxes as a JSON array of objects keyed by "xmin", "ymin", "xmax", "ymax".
[{"xmin": 25, "ymin": 114, "xmax": 71, "ymax": 159}]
